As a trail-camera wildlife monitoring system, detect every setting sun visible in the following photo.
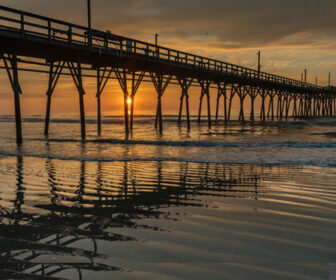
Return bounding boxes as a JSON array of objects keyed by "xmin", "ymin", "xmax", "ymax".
[{"xmin": 127, "ymin": 98, "xmax": 132, "ymax": 105}]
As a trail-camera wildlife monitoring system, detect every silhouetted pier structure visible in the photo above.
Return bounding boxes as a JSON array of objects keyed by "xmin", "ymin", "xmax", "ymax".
[{"xmin": 0, "ymin": 5, "xmax": 335, "ymax": 144}]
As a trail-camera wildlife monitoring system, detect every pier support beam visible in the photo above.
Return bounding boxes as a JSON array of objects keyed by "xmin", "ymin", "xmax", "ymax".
[
  {"xmin": 279, "ymin": 92, "xmax": 289, "ymax": 120},
  {"xmin": 216, "ymin": 83, "xmax": 227, "ymax": 121},
  {"xmin": 1, "ymin": 54, "xmax": 23, "ymax": 144},
  {"xmin": 325, "ymin": 97, "xmax": 329, "ymax": 116},
  {"xmin": 198, "ymin": 80, "xmax": 211, "ymax": 128},
  {"xmin": 68, "ymin": 62, "xmax": 86, "ymax": 139},
  {"xmin": 115, "ymin": 69, "xmax": 130, "ymax": 135},
  {"xmin": 177, "ymin": 77, "xmax": 193, "ymax": 130},
  {"xmin": 115, "ymin": 69, "xmax": 145, "ymax": 134},
  {"xmin": 304, "ymin": 95, "xmax": 307, "ymax": 117},
  {"xmin": 96, "ymin": 67, "xmax": 113, "ymax": 135},
  {"xmin": 284, "ymin": 94, "xmax": 291, "ymax": 119},
  {"xmin": 316, "ymin": 96, "xmax": 320, "ymax": 116},
  {"xmin": 306, "ymin": 96, "xmax": 312, "ymax": 117},
  {"xmin": 307, "ymin": 96, "xmax": 312, "ymax": 117},
  {"xmin": 321, "ymin": 97, "xmax": 325, "ymax": 116},
  {"xmin": 237, "ymin": 86, "xmax": 248, "ymax": 122},
  {"xmin": 279, "ymin": 93, "xmax": 286, "ymax": 120},
  {"xmin": 304, "ymin": 96, "xmax": 308, "ymax": 117},
  {"xmin": 130, "ymin": 71, "xmax": 145, "ymax": 130},
  {"xmin": 275, "ymin": 93, "xmax": 280, "ymax": 119},
  {"xmin": 248, "ymin": 87, "xmax": 258, "ymax": 121},
  {"xmin": 150, "ymin": 73, "xmax": 172, "ymax": 134},
  {"xmin": 298, "ymin": 95, "xmax": 304, "ymax": 117},
  {"xmin": 259, "ymin": 89, "xmax": 267, "ymax": 121},
  {"xmin": 292, "ymin": 94, "xmax": 298, "ymax": 117},
  {"xmin": 267, "ymin": 90, "xmax": 275, "ymax": 120},
  {"xmin": 316, "ymin": 96, "xmax": 320, "ymax": 117},
  {"xmin": 279, "ymin": 94, "xmax": 284, "ymax": 119},
  {"xmin": 322, "ymin": 97, "xmax": 326, "ymax": 116},
  {"xmin": 44, "ymin": 61, "xmax": 64, "ymax": 136},
  {"xmin": 228, "ymin": 85, "xmax": 239, "ymax": 121}
]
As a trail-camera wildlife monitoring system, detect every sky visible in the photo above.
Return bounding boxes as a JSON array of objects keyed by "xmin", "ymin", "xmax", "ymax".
[{"xmin": 1, "ymin": 0, "xmax": 336, "ymax": 116}]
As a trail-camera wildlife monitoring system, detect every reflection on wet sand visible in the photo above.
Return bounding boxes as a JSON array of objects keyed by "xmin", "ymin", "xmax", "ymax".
[
  {"xmin": 0, "ymin": 157, "xmax": 262, "ymax": 279},
  {"xmin": 0, "ymin": 157, "xmax": 335, "ymax": 280}
]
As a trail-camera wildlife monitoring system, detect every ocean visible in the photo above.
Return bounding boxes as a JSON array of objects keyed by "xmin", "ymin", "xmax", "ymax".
[{"xmin": 0, "ymin": 115, "xmax": 336, "ymax": 280}]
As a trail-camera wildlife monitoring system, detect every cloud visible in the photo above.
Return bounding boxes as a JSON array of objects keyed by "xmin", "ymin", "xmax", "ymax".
[{"xmin": 2, "ymin": 0, "xmax": 336, "ymax": 49}]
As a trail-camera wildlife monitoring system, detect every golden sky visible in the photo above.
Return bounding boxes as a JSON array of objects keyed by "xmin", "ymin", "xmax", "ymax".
[{"xmin": 1, "ymin": 0, "xmax": 336, "ymax": 116}]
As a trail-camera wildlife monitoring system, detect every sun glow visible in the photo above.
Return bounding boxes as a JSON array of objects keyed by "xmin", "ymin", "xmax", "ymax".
[{"xmin": 127, "ymin": 98, "xmax": 132, "ymax": 105}]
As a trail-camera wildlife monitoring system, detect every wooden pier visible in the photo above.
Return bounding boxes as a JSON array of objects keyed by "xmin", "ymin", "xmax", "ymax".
[{"xmin": 0, "ymin": 5, "xmax": 335, "ymax": 144}]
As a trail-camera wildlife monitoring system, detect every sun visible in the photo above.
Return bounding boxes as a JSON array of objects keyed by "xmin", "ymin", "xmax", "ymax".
[{"xmin": 127, "ymin": 98, "xmax": 132, "ymax": 105}]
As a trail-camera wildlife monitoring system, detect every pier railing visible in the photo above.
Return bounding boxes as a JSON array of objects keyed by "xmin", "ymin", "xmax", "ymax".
[{"xmin": 0, "ymin": 5, "xmax": 322, "ymax": 91}]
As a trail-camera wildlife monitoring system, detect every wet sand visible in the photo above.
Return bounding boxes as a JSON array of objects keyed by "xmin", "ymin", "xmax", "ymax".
[{"xmin": 1, "ymin": 157, "xmax": 336, "ymax": 279}]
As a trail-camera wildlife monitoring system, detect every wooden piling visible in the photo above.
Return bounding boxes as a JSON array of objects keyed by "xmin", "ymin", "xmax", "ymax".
[
  {"xmin": 198, "ymin": 80, "xmax": 211, "ymax": 128},
  {"xmin": 259, "ymin": 90, "xmax": 266, "ymax": 121},
  {"xmin": 96, "ymin": 67, "xmax": 113, "ymax": 135},
  {"xmin": 198, "ymin": 93, "xmax": 204, "ymax": 123},
  {"xmin": 178, "ymin": 96, "xmax": 184, "ymax": 125},
  {"xmin": 186, "ymin": 93, "xmax": 191, "ymax": 130},
  {"xmin": 285, "ymin": 95, "xmax": 291, "ymax": 119},
  {"xmin": 97, "ymin": 93, "xmax": 102, "ymax": 135},
  {"xmin": 68, "ymin": 62, "xmax": 86, "ymax": 139},
  {"xmin": 177, "ymin": 78, "xmax": 193, "ymax": 130},
  {"xmin": 44, "ymin": 62, "xmax": 64, "ymax": 136},
  {"xmin": 79, "ymin": 93, "xmax": 86, "ymax": 139},
  {"xmin": 115, "ymin": 69, "xmax": 130, "ymax": 135},
  {"xmin": 228, "ymin": 85, "xmax": 237, "ymax": 121},
  {"xmin": 13, "ymin": 67, "xmax": 22, "ymax": 145},
  {"xmin": 223, "ymin": 88, "xmax": 227, "ymax": 123},
  {"xmin": 248, "ymin": 88, "xmax": 257, "ymax": 121},
  {"xmin": 215, "ymin": 83, "xmax": 227, "ymax": 122},
  {"xmin": 97, "ymin": 69, "xmax": 102, "ymax": 135},
  {"xmin": 237, "ymin": 86, "xmax": 247, "ymax": 122},
  {"xmin": 2, "ymin": 54, "xmax": 23, "ymax": 144},
  {"xmin": 215, "ymin": 93, "xmax": 220, "ymax": 121},
  {"xmin": 130, "ymin": 71, "xmax": 145, "ymax": 130},
  {"xmin": 267, "ymin": 91, "xmax": 274, "ymax": 120},
  {"xmin": 206, "ymin": 87, "xmax": 212, "ymax": 129},
  {"xmin": 150, "ymin": 73, "xmax": 171, "ymax": 133},
  {"xmin": 45, "ymin": 92, "xmax": 52, "ymax": 136},
  {"xmin": 293, "ymin": 96, "xmax": 297, "ymax": 117}
]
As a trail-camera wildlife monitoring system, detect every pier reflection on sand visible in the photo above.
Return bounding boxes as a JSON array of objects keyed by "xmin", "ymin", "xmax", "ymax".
[{"xmin": 0, "ymin": 156, "xmax": 336, "ymax": 280}]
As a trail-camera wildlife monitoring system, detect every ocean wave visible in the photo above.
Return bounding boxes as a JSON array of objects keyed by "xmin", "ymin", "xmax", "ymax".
[
  {"xmin": 311, "ymin": 132, "xmax": 336, "ymax": 138},
  {"xmin": 1, "ymin": 150, "xmax": 336, "ymax": 168},
  {"xmin": 39, "ymin": 138, "xmax": 336, "ymax": 149},
  {"xmin": 2, "ymin": 115, "xmax": 336, "ymax": 126}
]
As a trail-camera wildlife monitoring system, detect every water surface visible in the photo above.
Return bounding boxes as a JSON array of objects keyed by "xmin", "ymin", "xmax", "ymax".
[{"xmin": 0, "ymin": 116, "xmax": 336, "ymax": 279}]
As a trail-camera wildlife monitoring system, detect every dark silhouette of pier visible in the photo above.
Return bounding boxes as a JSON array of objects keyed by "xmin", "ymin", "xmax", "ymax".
[{"xmin": 0, "ymin": 5, "xmax": 335, "ymax": 144}]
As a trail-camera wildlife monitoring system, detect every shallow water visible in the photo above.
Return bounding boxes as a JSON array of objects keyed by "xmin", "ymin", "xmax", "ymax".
[{"xmin": 0, "ymin": 115, "xmax": 336, "ymax": 279}]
